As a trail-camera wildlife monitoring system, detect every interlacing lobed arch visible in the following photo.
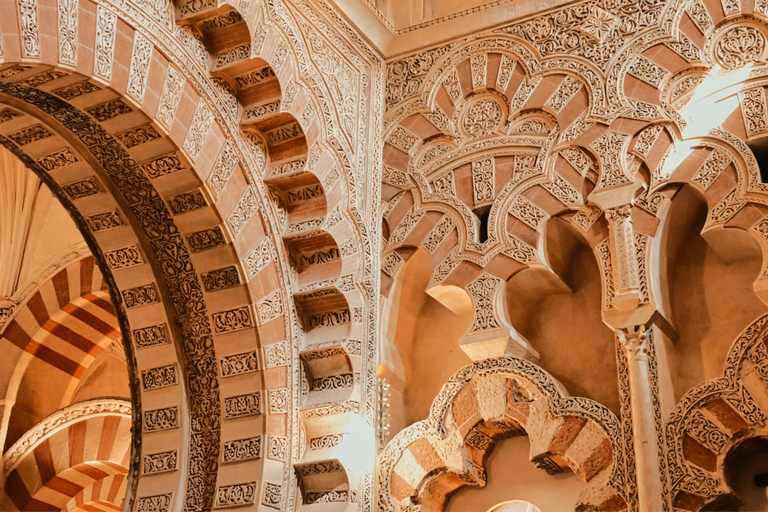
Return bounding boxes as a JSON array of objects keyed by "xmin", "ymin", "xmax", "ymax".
[
  {"xmin": 10, "ymin": 0, "xmax": 768, "ymax": 509},
  {"xmin": 378, "ymin": 0, "xmax": 768, "ymax": 510},
  {"xmin": 0, "ymin": 0, "xmax": 382, "ymax": 509},
  {"xmin": 666, "ymin": 313, "xmax": 768, "ymax": 510},
  {"xmin": 378, "ymin": 358, "xmax": 627, "ymax": 511}
]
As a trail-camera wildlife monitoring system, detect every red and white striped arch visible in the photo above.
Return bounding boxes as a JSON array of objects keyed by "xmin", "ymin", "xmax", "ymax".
[
  {"xmin": 1, "ymin": 399, "xmax": 131, "ymax": 512},
  {"xmin": 0, "ymin": 256, "xmax": 113, "ymax": 401}
]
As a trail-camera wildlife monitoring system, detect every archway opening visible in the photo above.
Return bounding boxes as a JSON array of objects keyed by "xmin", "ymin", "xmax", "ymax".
[
  {"xmin": 723, "ymin": 437, "xmax": 768, "ymax": 511},
  {"xmin": 660, "ymin": 185, "xmax": 766, "ymax": 401},
  {"xmin": 0, "ymin": 145, "xmax": 132, "ymax": 511},
  {"xmin": 747, "ymin": 138, "xmax": 768, "ymax": 184},
  {"xmin": 378, "ymin": 248, "xmax": 473, "ymax": 436},
  {"xmin": 446, "ymin": 434, "xmax": 584, "ymax": 511},
  {"xmin": 506, "ymin": 216, "xmax": 620, "ymax": 413},
  {"xmin": 473, "ymin": 204, "xmax": 492, "ymax": 243}
]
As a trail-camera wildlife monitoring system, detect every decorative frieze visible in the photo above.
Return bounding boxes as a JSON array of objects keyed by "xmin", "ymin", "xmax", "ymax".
[
  {"xmin": 627, "ymin": 55, "xmax": 665, "ymax": 87},
  {"xmin": 187, "ymin": 227, "xmax": 227, "ymax": 252},
  {"xmin": 224, "ymin": 391, "xmax": 262, "ymax": 418},
  {"xmin": 423, "ymin": 216, "xmax": 454, "ymax": 253},
  {"xmin": 692, "ymin": 148, "xmax": 731, "ymax": 190},
  {"xmin": 202, "ymin": 266, "xmax": 240, "ymax": 292},
  {"xmin": 605, "ymin": 206, "xmax": 640, "ymax": 306},
  {"xmin": 309, "ymin": 433, "xmax": 349, "ymax": 450},
  {"xmin": 208, "ymin": 141, "xmax": 239, "ymax": 197},
  {"xmin": 471, "ymin": 157, "xmax": 494, "ymax": 204},
  {"xmin": 382, "ymin": 165, "xmax": 408, "ymax": 187},
  {"xmin": 311, "ymin": 373, "xmax": 354, "ymax": 392},
  {"xmin": 590, "ymin": 130, "xmax": 633, "ymax": 189},
  {"xmin": 470, "ymin": 53, "xmax": 487, "ymax": 89},
  {"xmin": 305, "ymin": 491, "xmax": 348, "ymax": 504},
  {"xmin": 389, "ymin": 209, "xmax": 423, "ymax": 245},
  {"xmin": 496, "ymin": 55, "xmax": 516, "ymax": 90},
  {"xmin": 215, "ymin": 482, "xmax": 257, "ymax": 508},
  {"xmin": 222, "ymin": 436, "xmax": 262, "ymax": 463},
  {"xmin": 666, "ymin": 33, "xmax": 701, "ymax": 62},
  {"xmin": 85, "ymin": 211, "xmax": 123, "ymax": 231},
  {"xmin": 740, "ymin": 87, "xmax": 768, "ymax": 137},
  {"xmin": 262, "ymin": 482, "xmax": 283, "ymax": 509},
  {"xmin": 228, "ymin": 186, "xmax": 258, "ymax": 236},
  {"xmin": 143, "ymin": 406, "xmax": 179, "ymax": 432},
  {"xmin": 93, "ymin": 5, "xmax": 117, "ymax": 82},
  {"xmin": 105, "ymin": 246, "xmax": 143, "ymax": 270},
  {"xmin": 234, "ymin": 66, "xmax": 275, "ymax": 88},
  {"xmin": 142, "ymin": 364, "xmax": 178, "ymax": 391},
  {"xmin": 212, "ymin": 306, "xmax": 253, "ymax": 334},
  {"xmin": 143, "ymin": 450, "xmax": 178, "ymax": 474},
  {"xmin": 709, "ymin": 189, "xmax": 744, "ymax": 224},
  {"xmin": 244, "ymin": 239, "xmax": 273, "ymax": 277},
  {"xmin": 123, "ymin": 283, "xmax": 159, "ymax": 309},
  {"xmin": 509, "ymin": 196, "xmax": 546, "ymax": 229},
  {"xmin": 546, "ymin": 77, "xmax": 582, "ymax": 113},
  {"xmin": 86, "ymin": 100, "xmax": 132, "ymax": 122},
  {"xmin": 183, "ymin": 102, "xmax": 214, "ymax": 160},
  {"xmin": 220, "ymin": 350, "xmax": 259, "ymax": 377},
  {"xmin": 201, "ymin": 10, "xmax": 243, "ymax": 30},
  {"xmin": 176, "ymin": 0, "xmax": 214, "ymax": 18},
  {"xmin": 466, "ymin": 273, "xmax": 502, "ymax": 333},
  {"xmin": 136, "ymin": 494, "xmax": 172, "ymax": 512},
  {"xmin": 542, "ymin": 174, "xmax": 579, "ymax": 206},
  {"xmin": 169, "ymin": 190, "xmax": 207, "ymax": 214},
  {"xmin": 157, "ymin": 66, "xmax": 185, "ymax": 128},
  {"xmin": 306, "ymin": 308, "xmax": 350, "ymax": 329},
  {"xmin": 0, "ymin": 109, "xmax": 22, "ymax": 123},
  {"xmin": 243, "ymin": 101, "xmax": 281, "ymax": 123},
  {"xmin": 128, "ymin": 33, "xmax": 153, "ymax": 102},
  {"xmin": 268, "ymin": 388, "xmax": 288, "ymax": 414},
  {"xmin": 264, "ymin": 341, "xmax": 287, "ymax": 368},
  {"xmin": 214, "ymin": 44, "xmax": 250, "ymax": 69},
  {"xmin": 272, "ymin": 42, "xmax": 287, "ymax": 72},
  {"xmin": 139, "ymin": 153, "xmax": 186, "ymax": 179},
  {"xmin": 119, "ymin": 125, "xmax": 161, "ymax": 148},
  {"xmin": 17, "ymin": 0, "xmax": 40, "ymax": 57},
  {"xmin": 8, "ymin": 125, "xmax": 53, "ymax": 146},
  {"xmin": 256, "ymin": 291, "xmax": 283, "ymax": 325},
  {"xmin": 266, "ymin": 435, "xmax": 287, "ymax": 461},
  {"xmin": 132, "ymin": 323, "xmax": 170, "ymax": 349},
  {"xmin": 443, "ymin": 69, "xmax": 462, "ymax": 104},
  {"xmin": 37, "ymin": 149, "xmax": 78, "ymax": 171},
  {"xmin": 387, "ymin": 126, "xmax": 417, "ymax": 153},
  {"xmin": 633, "ymin": 125, "xmax": 663, "ymax": 158},
  {"xmin": 295, "ymin": 460, "xmax": 344, "ymax": 477},
  {"xmin": 19, "ymin": 70, "xmax": 68, "ymax": 88},
  {"xmin": 54, "ymin": 81, "xmax": 100, "ymax": 100}
]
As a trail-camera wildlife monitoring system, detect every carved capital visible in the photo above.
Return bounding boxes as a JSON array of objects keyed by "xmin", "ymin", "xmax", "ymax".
[{"xmin": 618, "ymin": 325, "xmax": 649, "ymax": 360}]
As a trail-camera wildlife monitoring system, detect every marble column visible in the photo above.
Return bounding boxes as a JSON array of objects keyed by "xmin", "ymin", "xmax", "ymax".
[{"xmin": 619, "ymin": 325, "xmax": 664, "ymax": 511}]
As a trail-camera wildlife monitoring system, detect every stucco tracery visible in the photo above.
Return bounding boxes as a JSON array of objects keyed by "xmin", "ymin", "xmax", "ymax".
[{"xmin": 0, "ymin": 0, "xmax": 767, "ymax": 510}]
